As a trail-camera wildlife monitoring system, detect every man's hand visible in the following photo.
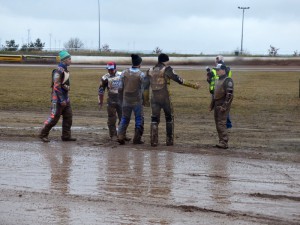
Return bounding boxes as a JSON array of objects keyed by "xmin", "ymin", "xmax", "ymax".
[{"xmin": 194, "ymin": 82, "xmax": 200, "ymax": 89}]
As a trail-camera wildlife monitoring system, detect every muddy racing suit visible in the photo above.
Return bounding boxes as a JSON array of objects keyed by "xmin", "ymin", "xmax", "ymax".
[
  {"xmin": 144, "ymin": 63, "xmax": 199, "ymax": 146},
  {"xmin": 39, "ymin": 63, "xmax": 73, "ymax": 140},
  {"xmin": 211, "ymin": 74, "xmax": 234, "ymax": 148},
  {"xmin": 117, "ymin": 67, "xmax": 145, "ymax": 144},
  {"xmin": 98, "ymin": 71, "xmax": 122, "ymax": 138},
  {"xmin": 207, "ymin": 66, "xmax": 233, "ymax": 129}
]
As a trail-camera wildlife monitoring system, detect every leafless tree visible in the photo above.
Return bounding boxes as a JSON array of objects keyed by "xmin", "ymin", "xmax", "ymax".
[
  {"xmin": 293, "ymin": 50, "xmax": 299, "ymax": 57},
  {"xmin": 64, "ymin": 38, "xmax": 84, "ymax": 51},
  {"xmin": 153, "ymin": 46, "xmax": 163, "ymax": 54},
  {"xmin": 268, "ymin": 45, "xmax": 279, "ymax": 56},
  {"xmin": 101, "ymin": 43, "xmax": 111, "ymax": 52}
]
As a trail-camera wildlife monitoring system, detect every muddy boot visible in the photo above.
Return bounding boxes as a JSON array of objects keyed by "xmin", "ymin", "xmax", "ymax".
[
  {"xmin": 216, "ymin": 142, "xmax": 228, "ymax": 149},
  {"xmin": 166, "ymin": 122, "xmax": 174, "ymax": 146},
  {"xmin": 109, "ymin": 126, "xmax": 117, "ymax": 139},
  {"xmin": 166, "ymin": 136, "xmax": 173, "ymax": 146},
  {"xmin": 117, "ymin": 134, "xmax": 125, "ymax": 145},
  {"xmin": 133, "ymin": 128, "xmax": 144, "ymax": 144},
  {"xmin": 39, "ymin": 135, "xmax": 50, "ymax": 143},
  {"xmin": 124, "ymin": 133, "xmax": 131, "ymax": 142},
  {"xmin": 39, "ymin": 125, "xmax": 51, "ymax": 143},
  {"xmin": 61, "ymin": 137, "xmax": 77, "ymax": 141},
  {"xmin": 150, "ymin": 122, "xmax": 158, "ymax": 147}
]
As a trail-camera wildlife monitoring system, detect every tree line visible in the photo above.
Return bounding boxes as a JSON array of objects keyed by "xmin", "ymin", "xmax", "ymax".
[
  {"xmin": 0, "ymin": 37, "xmax": 114, "ymax": 52},
  {"xmin": 1, "ymin": 37, "xmax": 295, "ymax": 57},
  {"xmin": 0, "ymin": 38, "xmax": 89, "ymax": 52}
]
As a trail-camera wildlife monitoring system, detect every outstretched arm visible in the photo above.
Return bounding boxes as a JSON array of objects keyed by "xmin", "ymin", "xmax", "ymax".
[{"xmin": 165, "ymin": 66, "xmax": 200, "ymax": 89}]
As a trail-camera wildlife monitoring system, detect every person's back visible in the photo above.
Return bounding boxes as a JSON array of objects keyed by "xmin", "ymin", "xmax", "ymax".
[
  {"xmin": 145, "ymin": 53, "xmax": 200, "ymax": 146},
  {"xmin": 117, "ymin": 54, "xmax": 145, "ymax": 145},
  {"xmin": 122, "ymin": 68, "xmax": 144, "ymax": 105}
]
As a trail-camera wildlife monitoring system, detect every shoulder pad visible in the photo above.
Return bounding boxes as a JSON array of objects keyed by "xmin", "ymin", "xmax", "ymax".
[
  {"xmin": 102, "ymin": 73, "xmax": 109, "ymax": 80},
  {"xmin": 57, "ymin": 66, "xmax": 64, "ymax": 74}
]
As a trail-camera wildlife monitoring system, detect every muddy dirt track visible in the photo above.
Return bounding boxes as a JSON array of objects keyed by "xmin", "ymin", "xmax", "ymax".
[
  {"xmin": 1, "ymin": 64, "xmax": 300, "ymax": 224},
  {"xmin": 0, "ymin": 109, "xmax": 300, "ymax": 225}
]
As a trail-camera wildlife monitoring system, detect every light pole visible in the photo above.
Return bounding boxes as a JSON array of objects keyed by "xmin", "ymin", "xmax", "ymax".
[
  {"xmin": 49, "ymin": 33, "xmax": 52, "ymax": 51},
  {"xmin": 238, "ymin": 6, "xmax": 250, "ymax": 55},
  {"xmin": 98, "ymin": 0, "xmax": 101, "ymax": 51}
]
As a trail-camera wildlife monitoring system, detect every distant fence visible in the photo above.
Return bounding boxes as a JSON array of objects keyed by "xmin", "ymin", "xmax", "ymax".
[
  {"xmin": 1, "ymin": 54, "xmax": 300, "ymax": 66},
  {"xmin": 0, "ymin": 55, "xmax": 23, "ymax": 62},
  {"xmin": 0, "ymin": 54, "xmax": 58, "ymax": 64},
  {"xmin": 22, "ymin": 55, "xmax": 59, "ymax": 63}
]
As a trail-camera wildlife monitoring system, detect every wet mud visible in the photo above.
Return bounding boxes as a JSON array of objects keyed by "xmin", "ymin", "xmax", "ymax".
[
  {"xmin": 0, "ymin": 138, "xmax": 300, "ymax": 224},
  {"xmin": 0, "ymin": 109, "xmax": 300, "ymax": 224}
]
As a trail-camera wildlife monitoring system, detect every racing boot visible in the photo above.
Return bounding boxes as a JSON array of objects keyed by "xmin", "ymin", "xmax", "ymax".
[
  {"xmin": 124, "ymin": 132, "xmax": 131, "ymax": 142},
  {"xmin": 39, "ymin": 135, "xmax": 50, "ymax": 143},
  {"xmin": 166, "ymin": 121, "xmax": 174, "ymax": 146},
  {"xmin": 61, "ymin": 122, "xmax": 76, "ymax": 141},
  {"xmin": 216, "ymin": 142, "xmax": 228, "ymax": 149},
  {"xmin": 117, "ymin": 134, "xmax": 125, "ymax": 145},
  {"xmin": 133, "ymin": 128, "xmax": 144, "ymax": 144},
  {"xmin": 61, "ymin": 137, "xmax": 77, "ymax": 141},
  {"xmin": 150, "ymin": 122, "xmax": 158, "ymax": 147},
  {"xmin": 39, "ymin": 125, "xmax": 51, "ymax": 143},
  {"xmin": 109, "ymin": 126, "xmax": 118, "ymax": 141}
]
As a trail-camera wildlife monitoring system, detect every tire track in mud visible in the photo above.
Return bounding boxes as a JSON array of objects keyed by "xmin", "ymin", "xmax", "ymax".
[
  {"xmin": 2, "ymin": 189, "xmax": 298, "ymax": 225},
  {"xmin": 174, "ymin": 204, "xmax": 300, "ymax": 225},
  {"xmin": 249, "ymin": 193, "xmax": 300, "ymax": 202}
]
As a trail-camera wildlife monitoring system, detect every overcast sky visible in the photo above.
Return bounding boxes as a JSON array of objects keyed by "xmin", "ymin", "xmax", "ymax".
[{"xmin": 0, "ymin": 0, "xmax": 299, "ymax": 55}]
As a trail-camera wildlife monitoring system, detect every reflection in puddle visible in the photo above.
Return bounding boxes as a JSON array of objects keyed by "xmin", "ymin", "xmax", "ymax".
[{"xmin": 0, "ymin": 141, "xmax": 300, "ymax": 224}]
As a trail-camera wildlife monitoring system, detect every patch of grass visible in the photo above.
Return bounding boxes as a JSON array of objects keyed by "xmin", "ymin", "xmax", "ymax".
[{"xmin": 0, "ymin": 66, "xmax": 299, "ymax": 121}]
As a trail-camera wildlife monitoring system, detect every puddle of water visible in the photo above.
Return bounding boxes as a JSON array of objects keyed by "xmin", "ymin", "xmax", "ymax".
[
  {"xmin": 0, "ymin": 126, "xmax": 105, "ymax": 131},
  {"xmin": 0, "ymin": 141, "xmax": 299, "ymax": 224}
]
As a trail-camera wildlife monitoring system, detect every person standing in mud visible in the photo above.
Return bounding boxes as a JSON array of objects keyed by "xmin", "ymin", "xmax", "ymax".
[
  {"xmin": 206, "ymin": 55, "xmax": 232, "ymax": 129},
  {"xmin": 210, "ymin": 64, "xmax": 234, "ymax": 149},
  {"xmin": 144, "ymin": 53, "xmax": 200, "ymax": 147},
  {"xmin": 39, "ymin": 50, "xmax": 76, "ymax": 142},
  {"xmin": 117, "ymin": 54, "xmax": 146, "ymax": 145},
  {"xmin": 98, "ymin": 62, "xmax": 131, "ymax": 142}
]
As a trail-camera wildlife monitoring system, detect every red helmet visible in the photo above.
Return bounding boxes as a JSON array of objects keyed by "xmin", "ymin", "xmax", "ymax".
[{"xmin": 106, "ymin": 61, "xmax": 116, "ymax": 70}]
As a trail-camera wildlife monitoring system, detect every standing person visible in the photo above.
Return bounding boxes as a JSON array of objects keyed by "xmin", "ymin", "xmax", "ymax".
[
  {"xmin": 98, "ymin": 62, "xmax": 123, "ymax": 140},
  {"xmin": 206, "ymin": 55, "xmax": 232, "ymax": 128},
  {"xmin": 144, "ymin": 53, "xmax": 200, "ymax": 147},
  {"xmin": 117, "ymin": 54, "xmax": 145, "ymax": 145},
  {"xmin": 39, "ymin": 50, "xmax": 76, "ymax": 142},
  {"xmin": 210, "ymin": 64, "xmax": 234, "ymax": 149}
]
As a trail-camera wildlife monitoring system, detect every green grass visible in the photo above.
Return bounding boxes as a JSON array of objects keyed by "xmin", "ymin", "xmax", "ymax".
[{"xmin": 0, "ymin": 67, "xmax": 299, "ymax": 120}]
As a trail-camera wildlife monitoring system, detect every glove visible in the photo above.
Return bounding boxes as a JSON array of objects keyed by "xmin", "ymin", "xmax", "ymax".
[{"xmin": 183, "ymin": 80, "xmax": 200, "ymax": 89}]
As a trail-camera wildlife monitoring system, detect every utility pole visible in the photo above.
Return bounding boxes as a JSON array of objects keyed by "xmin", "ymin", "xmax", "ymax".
[
  {"xmin": 27, "ymin": 29, "xmax": 30, "ymax": 46},
  {"xmin": 49, "ymin": 33, "xmax": 52, "ymax": 51},
  {"xmin": 238, "ymin": 6, "xmax": 250, "ymax": 55},
  {"xmin": 98, "ymin": 0, "xmax": 101, "ymax": 51}
]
